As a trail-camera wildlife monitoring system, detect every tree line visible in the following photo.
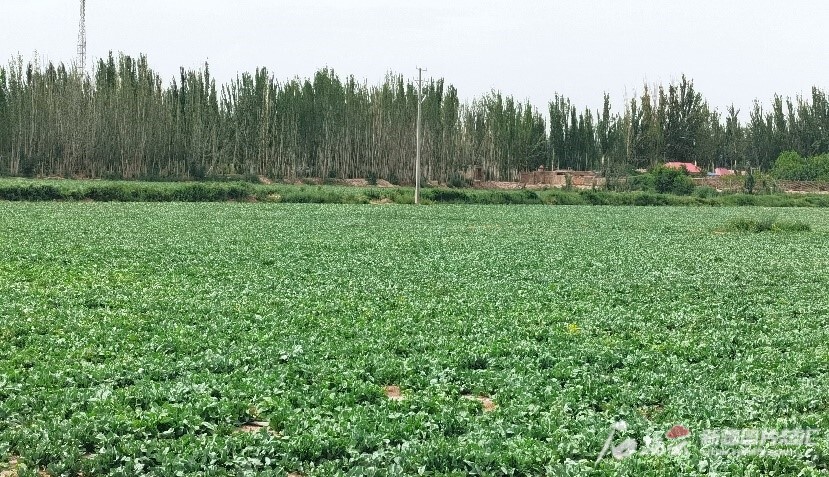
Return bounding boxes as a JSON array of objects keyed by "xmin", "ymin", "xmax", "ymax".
[{"xmin": 1, "ymin": 53, "xmax": 828, "ymax": 183}]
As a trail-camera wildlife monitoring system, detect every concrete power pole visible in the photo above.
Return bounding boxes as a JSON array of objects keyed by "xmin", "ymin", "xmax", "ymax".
[
  {"xmin": 77, "ymin": 0, "xmax": 87, "ymax": 72},
  {"xmin": 415, "ymin": 66, "xmax": 426, "ymax": 204}
]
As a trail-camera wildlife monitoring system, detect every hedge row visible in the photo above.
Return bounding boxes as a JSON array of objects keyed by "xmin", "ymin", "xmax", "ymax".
[
  {"xmin": 2, "ymin": 180, "xmax": 829, "ymax": 207},
  {"xmin": 0, "ymin": 182, "xmax": 256, "ymax": 202}
]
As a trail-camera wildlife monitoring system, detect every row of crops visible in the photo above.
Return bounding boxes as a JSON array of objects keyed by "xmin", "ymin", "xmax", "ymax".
[{"xmin": 0, "ymin": 203, "xmax": 827, "ymax": 475}]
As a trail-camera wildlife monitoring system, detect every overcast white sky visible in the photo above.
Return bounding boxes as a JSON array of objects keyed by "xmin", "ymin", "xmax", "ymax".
[{"xmin": 2, "ymin": 0, "xmax": 828, "ymax": 118}]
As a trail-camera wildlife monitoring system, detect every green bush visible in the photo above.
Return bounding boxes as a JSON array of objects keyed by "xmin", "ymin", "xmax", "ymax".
[
  {"xmin": 538, "ymin": 190, "xmax": 585, "ymax": 205},
  {"xmin": 366, "ymin": 171, "xmax": 378, "ymax": 186},
  {"xmin": 744, "ymin": 171, "xmax": 756, "ymax": 194},
  {"xmin": 504, "ymin": 190, "xmax": 540, "ymax": 204},
  {"xmin": 423, "ymin": 188, "xmax": 469, "ymax": 203},
  {"xmin": 628, "ymin": 174, "xmax": 655, "ymax": 192},
  {"xmin": 652, "ymin": 166, "xmax": 695, "ymax": 195},
  {"xmin": 694, "ymin": 186, "xmax": 718, "ymax": 198},
  {"xmin": 721, "ymin": 215, "xmax": 811, "ymax": 233},
  {"xmin": 633, "ymin": 192, "xmax": 669, "ymax": 206},
  {"xmin": 772, "ymin": 151, "xmax": 829, "ymax": 181},
  {"xmin": 0, "ymin": 184, "xmax": 62, "ymax": 201},
  {"xmin": 85, "ymin": 185, "xmax": 127, "ymax": 201},
  {"xmin": 720, "ymin": 194, "xmax": 758, "ymax": 206},
  {"xmin": 447, "ymin": 173, "xmax": 471, "ymax": 189},
  {"xmin": 2, "ymin": 178, "xmax": 829, "ymax": 208},
  {"xmin": 803, "ymin": 195, "xmax": 829, "ymax": 207}
]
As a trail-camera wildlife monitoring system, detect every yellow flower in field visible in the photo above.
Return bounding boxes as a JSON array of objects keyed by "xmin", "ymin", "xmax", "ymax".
[{"xmin": 566, "ymin": 323, "xmax": 580, "ymax": 334}]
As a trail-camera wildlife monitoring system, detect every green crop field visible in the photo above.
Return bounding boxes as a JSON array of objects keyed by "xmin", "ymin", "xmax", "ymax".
[{"xmin": 0, "ymin": 203, "xmax": 828, "ymax": 476}]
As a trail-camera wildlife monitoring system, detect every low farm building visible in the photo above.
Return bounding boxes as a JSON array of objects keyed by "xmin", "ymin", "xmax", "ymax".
[
  {"xmin": 664, "ymin": 162, "xmax": 702, "ymax": 174},
  {"xmin": 713, "ymin": 167, "xmax": 735, "ymax": 176},
  {"xmin": 519, "ymin": 167, "xmax": 605, "ymax": 188}
]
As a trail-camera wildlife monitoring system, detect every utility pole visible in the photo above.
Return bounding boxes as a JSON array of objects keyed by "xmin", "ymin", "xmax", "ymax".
[
  {"xmin": 415, "ymin": 66, "xmax": 426, "ymax": 204},
  {"xmin": 77, "ymin": 0, "xmax": 87, "ymax": 72}
]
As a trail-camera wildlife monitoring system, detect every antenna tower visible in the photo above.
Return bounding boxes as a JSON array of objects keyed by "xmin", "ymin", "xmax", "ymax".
[{"xmin": 77, "ymin": 0, "xmax": 87, "ymax": 71}]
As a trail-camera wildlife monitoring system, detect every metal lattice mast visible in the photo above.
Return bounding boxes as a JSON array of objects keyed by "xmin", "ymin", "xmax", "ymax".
[
  {"xmin": 415, "ymin": 66, "xmax": 426, "ymax": 205},
  {"xmin": 77, "ymin": 0, "xmax": 87, "ymax": 71}
]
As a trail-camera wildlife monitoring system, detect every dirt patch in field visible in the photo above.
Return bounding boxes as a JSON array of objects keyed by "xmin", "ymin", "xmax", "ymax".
[
  {"xmin": 463, "ymin": 395, "xmax": 497, "ymax": 412},
  {"xmin": 376, "ymin": 179, "xmax": 394, "ymax": 188},
  {"xmin": 257, "ymin": 176, "xmax": 273, "ymax": 185},
  {"xmin": 786, "ymin": 189, "xmax": 829, "ymax": 194},
  {"xmin": 1, "ymin": 457, "xmax": 49, "ymax": 477},
  {"xmin": 236, "ymin": 421, "xmax": 280, "ymax": 436},
  {"xmin": 0, "ymin": 457, "xmax": 16, "ymax": 477},
  {"xmin": 482, "ymin": 181, "xmax": 523, "ymax": 190},
  {"xmin": 384, "ymin": 385, "xmax": 405, "ymax": 401},
  {"xmin": 370, "ymin": 198, "xmax": 394, "ymax": 205},
  {"xmin": 637, "ymin": 404, "xmax": 664, "ymax": 419},
  {"xmin": 344, "ymin": 178, "xmax": 369, "ymax": 187}
]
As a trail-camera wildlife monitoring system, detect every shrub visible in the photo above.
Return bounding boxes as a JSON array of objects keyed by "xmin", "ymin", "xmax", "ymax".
[
  {"xmin": 448, "ymin": 173, "xmax": 471, "ymax": 189},
  {"xmin": 772, "ymin": 151, "xmax": 829, "ymax": 181},
  {"xmin": 225, "ymin": 182, "xmax": 254, "ymax": 200},
  {"xmin": 19, "ymin": 157, "xmax": 38, "ymax": 178},
  {"xmin": 85, "ymin": 185, "xmax": 127, "ymax": 201},
  {"xmin": 345, "ymin": 193, "xmax": 370, "ymax": 204},
  {"xmin": 423, "ymin": 188, "xmax": 468, "ymax": 203},
  {"xmin": 0, "ymin": 184, "xmax": 62, "ymax": 201},
  {"xmin": 491, "ymin": 190, "xmax": 541, "ymax": 204},
  {"xmin": 721, "ymin": 194, "xmax": 758, "ymax": 206},
  {"xmin": 189, "ymin": 163, "xmax": 207, "ymax": 180},
  {"xmin": 538, "ymin": 190, "xmax": 585, "ymax": 205},
  {"xmin": 694, "ymin": 186, "xmax": 717, "ymax": 198},
  {"xmin": 628, "ymin": 174, "xmax": 655, "ymax": 192},
  {"xmin": 774, "ymin": 220, "xmax": 812, "ymax": 232},
  {"xmin": 633, "ymin": 192, "xmax": 669, "ymax": 206},
  {"xmin": 1, "ymin": 179, "xmax": 829, "ymax": 207},
  {"xmin": 744, "ymin": 171, "xmax": 756, "ymax": 194},
  {"xmin": 721, "ymin": 215, "xmax": 811, "ymax": 233},
  {"xmin": 650, "ymin": 166, "xmax": 696, "ymax": 195},
  {"xmin": 803, "ymin": 195, "xmax": 829, "ymax": 207},
  {"xmin": 580, "ymin": 190, "xmax": 610, "ymax": 205},
  {"xmin": 366, "ymin": 171, "xmax": 378, "ymax": 186}
]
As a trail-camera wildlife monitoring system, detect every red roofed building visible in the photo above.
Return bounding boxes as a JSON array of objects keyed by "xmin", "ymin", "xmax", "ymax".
[{"xmin": 664, "ymin": 162, "xmax": 702, "ymax": 174}]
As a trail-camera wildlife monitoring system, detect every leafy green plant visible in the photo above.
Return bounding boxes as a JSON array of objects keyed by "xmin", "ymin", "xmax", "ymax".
[{"xmin": 0, "ymin": 203, "xmax": 826, "ymax": 475}]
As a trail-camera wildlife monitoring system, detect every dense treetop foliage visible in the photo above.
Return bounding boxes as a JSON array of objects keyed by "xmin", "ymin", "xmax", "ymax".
[
  {"xmin": 772, "ymin": 151, "xmax": 829, "ymax": 181},
  {"xmin": 2, "ymin": 53, "xmax": 829, "ymax": 182}
]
